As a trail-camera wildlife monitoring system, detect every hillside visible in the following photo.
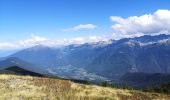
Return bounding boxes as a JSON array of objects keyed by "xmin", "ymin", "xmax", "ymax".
[
  {"xmin": 0, "ymin": 74, "xmax": 169, "ymax": 100},
  {"xmin": 0, "ymin": 66, "xmax": 43, "ymax": 77},
  {"xmin": 120, "ymin": 72, "xmax": 170, "ymax": 88}
]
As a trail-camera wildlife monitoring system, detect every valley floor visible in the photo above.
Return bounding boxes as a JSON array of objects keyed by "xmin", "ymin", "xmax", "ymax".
[{"xmin": 0, "ymin": 74, "xmax": 169, "ymax": 100}]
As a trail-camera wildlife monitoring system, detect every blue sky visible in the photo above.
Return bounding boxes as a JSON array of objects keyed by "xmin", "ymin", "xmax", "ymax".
[{"xmin": 0, "ymin": 0, "xmax": 170, "ymax": 50}]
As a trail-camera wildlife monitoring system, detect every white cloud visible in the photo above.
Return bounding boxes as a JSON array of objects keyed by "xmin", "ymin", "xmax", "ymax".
[
  {"xmin": 89, "ymin": 36, "xmax": 108, "ymax": 42},
  {"xmin": 69, "ymin": 36, "xmax": 108, "ymax": 44},
  {"xmin": 0, "ymin": 43, "xmax": 19, "ymax": 50},
  {"xmin": 0, "ymin": 34, "xmax": 108, "ymax": 50},
  {"xmin": 19, "ymin": 34, "xmax": 48, "ymax": 47},
  {"xmin": 110, "ymin": 9, "xmax": 170, "ymax": 39},
  {"xmin": 62, "ymin": 24, "xmax": 97, "ymax": 32}
]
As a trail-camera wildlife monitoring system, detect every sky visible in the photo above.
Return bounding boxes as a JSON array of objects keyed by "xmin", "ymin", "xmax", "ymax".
[{"xmin": 0, "ymin": 0, "xmax": 170, "ymax": 51}]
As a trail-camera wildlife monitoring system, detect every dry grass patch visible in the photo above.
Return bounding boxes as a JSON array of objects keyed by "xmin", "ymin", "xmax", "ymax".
[{"xmin": 0, "ymin": 74, "xmax": 169, "ymax": 100}]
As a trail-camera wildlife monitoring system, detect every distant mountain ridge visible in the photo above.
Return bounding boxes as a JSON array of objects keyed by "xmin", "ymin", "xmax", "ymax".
[
  {"xmin": 0, "ymin": 66, "xmax": 43, "ymax": 77},
  {"xmin": 0, "ymin": 34, "xmax": 170, "ymax": 82},
  {"xmin": 0, "ymin": 57, "xmax": 49, "ymax": 76}
]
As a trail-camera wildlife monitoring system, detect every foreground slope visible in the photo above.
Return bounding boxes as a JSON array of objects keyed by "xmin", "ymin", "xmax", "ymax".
[{"xmin": 0, "ymin": 74, "xmax": 169, "ymax": 100}]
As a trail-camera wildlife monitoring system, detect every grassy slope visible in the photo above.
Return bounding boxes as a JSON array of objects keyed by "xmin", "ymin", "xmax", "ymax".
[{"xmin": 0, "ymin": 74, "xmax": 169, "ymax": 100}]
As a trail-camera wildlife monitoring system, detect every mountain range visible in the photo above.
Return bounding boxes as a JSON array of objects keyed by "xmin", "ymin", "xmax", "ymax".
[{"xmin": 0, "ymin": 34, "xmax": 170, "ymax": 85}]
